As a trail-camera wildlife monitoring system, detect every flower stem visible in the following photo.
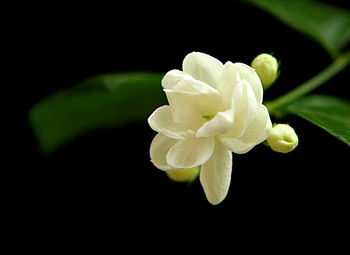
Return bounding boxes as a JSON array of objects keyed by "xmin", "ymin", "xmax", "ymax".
[{"xmin": 265, "ymin": 51, "xmax": 350, "ymax": 115}]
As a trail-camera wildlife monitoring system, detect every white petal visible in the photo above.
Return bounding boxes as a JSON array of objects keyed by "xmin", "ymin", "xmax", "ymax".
[
  {"xmin": 161, "ymin": 69, "xmax": 184, "ymax": 89},
  {"xmin": 231, "ymin": 79, "xmax": 244, "ymax": 112},
  {"xmin": 245, "ymin": 79, "xmax": 258, "ymax": 125},
  {"xmin": 196, "ymin": 109, "xmax": 234, "ymax": 138},
  {"xmin": 220, "ymin": 107, "xmax": 272, "ymax": 154},
  {"xmin": 150, "ymin": 133, "xmax": 181, "ymax": 171},
  {"xmin": 164, "ymin": 88, "xmax": 221, "ymax": 127},
  {"xmin": 217, "ymin": 61, "xmax": 241, "ymax": 109},
  {"xmin": 166, "ymin": 136, "xmax": 215, "ymax": 169},
  {"xmin": 234, "ymin": 63, "xmax": 263, "ymax": 104},
  {"xmin": 164, "ymin": 90, "xmax": 205, "ymax": 128},
  {"xmin": 182, "ymin": 52, "xmax": 223, "ymax": 88},
  {"xmin": 239, "ymin": 105, "xmax": 271, "ymax": 143},
  {"xmin": 224, "ymin": 79, "xmax": 256, "ymax": 138},
  {"xmin": 200, "ymin": 140, "xmax": 232, "ymax": 205},
  {"xmin": 162, "ymin": 69, "xmax": 219, "ymax": 94},
  {"xmin": 148, "ymin": 105, "xmax": 189, "ymax": 139},
  {"xmin": 220, "ymin": 136, "xmax": 256, "ymax": 154}
]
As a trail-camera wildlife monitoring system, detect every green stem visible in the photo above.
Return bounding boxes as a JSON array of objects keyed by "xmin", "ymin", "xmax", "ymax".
[{"xmin": 265, "ymin": 51, "xmax": 350, "ymax": 114}]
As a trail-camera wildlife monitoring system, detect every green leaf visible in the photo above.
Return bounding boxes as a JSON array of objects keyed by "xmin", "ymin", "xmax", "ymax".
[
  {"xmin": 243, "ymin": 0, "xmax": 350, "ymax": 57},
  {"xmin": 29, "ymin": 72, "xmax": 166, "ymax": 154},
  {"xmin": 283, "ymin": 95, "xmax": 350, "ymax": 146}
]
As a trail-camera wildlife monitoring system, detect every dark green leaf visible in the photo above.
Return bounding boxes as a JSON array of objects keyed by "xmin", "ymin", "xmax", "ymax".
[
  {"xmin": 283, "ymin": 95, "xmax": 350, "ymax": 146},
  {"xmin": 29, "ymin": 72, "xmax": 166, "ymax": 154},
  {"xmin": 243, "ymin": 0, "xmax": 350, "ymax": 57}
]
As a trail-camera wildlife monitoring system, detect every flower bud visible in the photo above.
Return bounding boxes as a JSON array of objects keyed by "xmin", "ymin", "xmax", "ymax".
[
  {"xmin": 251, "ymin": 53, "xmax": 278, "ymax": 89},
  {"xmin": 166, "ymin": 166, "xmax": 200, "ymax": 183},
  {"xmin": 267, "ymin": 124, "xmax": 298, "ymax": 153}
]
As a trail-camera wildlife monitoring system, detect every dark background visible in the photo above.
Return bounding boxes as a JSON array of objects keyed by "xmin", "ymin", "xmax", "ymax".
[{"xmin": 11, "ymin": 0, "xmax": 350, "ymax": 250}]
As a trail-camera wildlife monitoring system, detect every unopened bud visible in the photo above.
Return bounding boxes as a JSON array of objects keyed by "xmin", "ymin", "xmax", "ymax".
[
  {"xmin": 267, "ymin": 124, "xmax": 298, "ymax": 153},
  {"xmin": 166, "ymin": 166, "xmax": 200, "ymax": 183},
  {"xmin": 251, "ymin": 53, "xmax": 279, "ymax": 89}
]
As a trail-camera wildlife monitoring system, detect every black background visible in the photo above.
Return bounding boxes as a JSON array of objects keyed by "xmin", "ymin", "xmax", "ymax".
[{"xmin": 11, "ymin": 0, "xmax": 350, "ymax": 250}]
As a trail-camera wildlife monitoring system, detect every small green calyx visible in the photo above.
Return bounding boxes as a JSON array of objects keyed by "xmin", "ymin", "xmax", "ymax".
[{"xmin": 202, "ymin": 114, "xmax": 215, "ymax": 121}]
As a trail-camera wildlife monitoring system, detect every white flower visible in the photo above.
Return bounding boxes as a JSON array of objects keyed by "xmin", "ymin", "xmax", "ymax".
[{"xmin": 148, "ymin": 52, "xmax": 272, "ymax": 205}]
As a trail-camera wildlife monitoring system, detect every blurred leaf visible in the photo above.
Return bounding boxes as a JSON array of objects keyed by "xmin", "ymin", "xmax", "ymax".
[
  {"xmin": 244, "ymin": 0, "xmax": 350, "ymax": 57},
  {"xmin": 283, "ymin": 95, "xmax": 350, "ymax": 146},
  {"xmin": 29, "ymin": 72, "xmax": 166, "ymax": 154}
]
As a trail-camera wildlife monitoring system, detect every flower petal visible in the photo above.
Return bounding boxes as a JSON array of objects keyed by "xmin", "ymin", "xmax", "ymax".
[
  {"xmin": 220, "ymin": 136, "xmax": 256, "ymax": 154},
  {"xmin": 234, "ymin": 63, "xmax": 263, "ymax": 104},
  {"xmin": 166, "ymin": 136, "xmax": 215, "ymax": 169},
  {"xmin": 150, "ymin": 133, "xmax": 181, "ymax": 171},
  {"xmin": 200, "ymin": 140, "xmax": 232, "ymax": 205},
  {"xmin": 196, "ymin": 109, "xmax": 234, "ymax": 138},
  {"xmin": 231, "ymin": 79, "xmax": 244, "ymax": 112},
  {"xmin": 164, "ymin": 88, "xmax": 221, "ymax": 128},
  {"xmin": 148, "ymin": 105, "xmax": 189, "ymax": 139},
  {"xmin": 161, "ymin": 69, "xmax": 184, "ymax": 89},
  {"xmin": 220, "ymin": 106, "xmax": 272, "ymax": 154},
  {"xmin": 162, "ymin": 69, "xmax": 219, "ymax": 94},
  {"xmin": 224, "ymin": 79, "xmax": 257, "ymax": 138},
  {"xmin": 239, "ymin": 105, "xmax": 271, "ymax": 143},
  {"xmin": 182, "ymin": 52, "xmax": 223, "ymax": 89},
  {"xmin": 245, "ymin": 79, "xmax": 258, "ymax": 125},
  {"xmin": 217, "ymin": 61, "xmax": 241, "ymax": 109},
  {"xmin": 164, "ymin": 90, "xmax": 205, "ymax": 128}
]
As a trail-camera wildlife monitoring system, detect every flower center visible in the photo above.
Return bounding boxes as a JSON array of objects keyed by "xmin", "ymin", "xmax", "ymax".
[{"xmin": 202, "ymin": 114, "xmax": 215, "ymax": 121}]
